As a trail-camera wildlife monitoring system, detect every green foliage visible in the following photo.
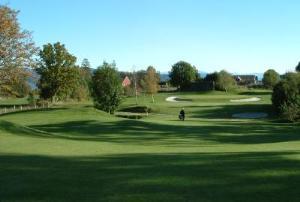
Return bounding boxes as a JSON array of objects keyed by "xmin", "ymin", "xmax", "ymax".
[
  {"xmin": 280, "ymin": 102, "xmax": 300, "ymax": 122},
  {"xmin": 13, "ymin": 78, "xmax": 31, "ymax": 98},
  {"xmin": 144, "ymin": 66, "xmax": 160, "ymax": 102},
  {"xmin": 215, "ymin": 70, "xmax": 236, "ymax": 92},
  {"xmin": 70, "ymin": 84, "xmax": 90, "ymax": 102},
  {"xmin": 37, "ymin": 42, "xmax": 81, "ymax": 101},
  {"xmin": 272, "ymin": 72, "xmax": 300, "ymax": 121},
  {"xmin": 123, "ymin": 85, "xmax": 135, "ymax": 97},
  {"xmin": 296, "ymin": 62, "xmax": 300, "ymax": 72},
  {"xmin": 169, "ymin": 61, "xmax": 198, "ymax": 90},
  {"xmin": 69, "ymin": 59, "xmax": 93, "ymax": 101},
  {"xmin": 120, "ymin": 70, "xmax": 147, "ymax": 94},
  {"xmin": 204, "ymin": 72, "xmax": 219, "ymax": 83},
  {"xmin": 81, "ymin": 58, "xmax": 92, "ymax": 84},
  {"xmin": 263, "ymin": 69, "xmax": 280, "ymax": 89},
  {"xmin": 27, "ymin": 92, "xmax": 36, "ymax": 106},
  {"xmin": 91, "ymin": 62, "xmax": 123, "ymax": 114}
]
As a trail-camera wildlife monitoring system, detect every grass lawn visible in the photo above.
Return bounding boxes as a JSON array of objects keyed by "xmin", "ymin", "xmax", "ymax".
[{"xmin": 0, "ymin": 89, "xmax": 300, "ymax": 202}]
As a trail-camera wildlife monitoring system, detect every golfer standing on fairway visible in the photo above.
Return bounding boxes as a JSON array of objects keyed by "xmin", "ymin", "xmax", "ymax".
[{"xmin": 179, "ymin": 108, "xmax": 185, "ymax": 121}]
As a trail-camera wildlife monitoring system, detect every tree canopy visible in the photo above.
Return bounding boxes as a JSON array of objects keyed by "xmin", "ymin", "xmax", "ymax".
[
  {"xmin": 215, "ymin": 70, "xmax": 236, "ymax": 92},
  {"xmin": 0, "ymin": 5, "xmax": 37, "ymax": 96},
  {"xmin": 37, "ymin": 42, "xmax": 80, "ymax": 101},
  {"xmin": 262, "ymin": 69, "xmax": 280, "ymax": 89},
  {"xmin": 272, "ymin": 72, "xmax": 300, "ymax": 121},
  {"xmin": 91, "ymin": 62, "xmax": 123, "ymax": 114},
  {"xmin": 169, "ymin": 61, "xmax": 198, "ymax": 90},
  {"xmin": 144, "ymin": 66, "xmax": 160, "ymax": 103}
]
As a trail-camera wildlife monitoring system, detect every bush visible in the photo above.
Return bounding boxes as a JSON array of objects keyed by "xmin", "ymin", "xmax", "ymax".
[
  {"xmin": 272, "ymin": 72, "xmax": 300, "ymax": 122},
  {"xmin": 27, "ymin": 92, "xmax": 36, "ymax": 106},
  {"xmin": 204, "ymin": 71, "xmax": 236, "ymax": 92},
  {"xmin": 215, "ymin": 70, "xmax": 236, "ymax": 92},
  {"xmin": 280, "ymin": 102, "xmax": 300, "ymax": 122},
  {"xmin": 123, "ymin": 85, "xmax": 135, "ymax": 97}
]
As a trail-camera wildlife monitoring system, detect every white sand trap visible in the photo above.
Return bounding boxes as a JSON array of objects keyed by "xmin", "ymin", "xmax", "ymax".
[
  {"xmin": 166, "ymin": 96, "xmax": 179, "ymax": 102},
  {"xmin": 230, "ymin": 97, "xmax": 261, "ymax": 102},
  {"xmin": 232, "ymin": 112, "xmax": 268, "ymax": 119}
]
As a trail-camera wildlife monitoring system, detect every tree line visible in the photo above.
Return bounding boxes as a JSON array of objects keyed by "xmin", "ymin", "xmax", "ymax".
[{"xmin": 0, "ymin": 5, "xmax": 299, "ymax": 120}]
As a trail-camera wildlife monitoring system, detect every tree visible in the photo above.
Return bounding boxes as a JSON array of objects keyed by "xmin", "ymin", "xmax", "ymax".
[
  {"xmin": 169, "ymin": 61, "xmax": 198, "ymax": 90},
  {"xmin": 0, "ymin": 5, "xmax": 37, "ymax": 96},
  {"xmin": 262, "ymin": 69, "xmax": 280, "ymax": 89},
  {"xmin": 215, "ymin": 70, "xmax": 236, "ymax": 92},
  {"xmin": 144, "ymin": 66, "xmax": 160, "ymax": 103},
  {"xmin": 36, "ymin": 42, "xmax": 80, "ymax": 101},
  {"xmin": 272, "ymin": 72, "xmax": 300, "ymax": 121},
  {"xmin": 81, "ymin": 58, "xmax": 92, "ymax": 82},
  {"xmin": 296, "ymin": 62, "xmax": 300, "ymax": 72},
  {"xmin": 204, "ymin": 72, "xmax": 219, "ymax": 90},
  {"xmin": 91, "ymin": 62, "xmax": 123, "ymax": 114},
  {"xmin": 70, "ymin": 58, "xmax": 93, "ymax": 101}
]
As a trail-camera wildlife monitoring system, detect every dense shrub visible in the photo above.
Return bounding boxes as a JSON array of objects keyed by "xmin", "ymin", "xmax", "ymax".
[
  {"xmin": 280, "ymin": 102, "xmax": 300, "ymax": 122},
  {"xmin": 204, "ymin": 71, "xmax": 236, "ymax": 92},
  {"xmin": 215, "ymin": 70, "xmax": 236, "ymax": 92},
  {"xmin": 272, "ymin": 72, "xmax": 300, "ymax": 122}
]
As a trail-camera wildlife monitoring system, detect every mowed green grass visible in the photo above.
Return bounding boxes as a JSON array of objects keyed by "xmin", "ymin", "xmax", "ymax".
[{"xmin": 1, "ymin": 89, "xmax": 300, "ymax": 202}]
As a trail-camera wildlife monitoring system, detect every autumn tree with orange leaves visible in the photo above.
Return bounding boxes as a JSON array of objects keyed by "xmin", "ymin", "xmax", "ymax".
[
  {"xmin": 0, "ymin": 5, "xmax": 37, "ymax": 97},
  {"xmin": 144, "ymin": 66, "xmax": 160, "ymax": 103}
]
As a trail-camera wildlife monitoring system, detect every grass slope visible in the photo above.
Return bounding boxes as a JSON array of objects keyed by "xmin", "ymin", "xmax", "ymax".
[{"xmin": 0, "ymin": 90, "xmax": 300, "ymax": 202}]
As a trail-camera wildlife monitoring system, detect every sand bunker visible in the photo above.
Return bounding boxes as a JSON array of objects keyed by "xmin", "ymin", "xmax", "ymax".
[
  {"xmin": 232, "ymin": 112, "xmax": 268, "ymax": 119},
  {"xmin": 166, "ymin": 96, "xmax": 192, "ymax": 102},
  {"xmin": 230, "ymin": 97, "xmax": 261, "ymax": 102},
  {"xmin": 166, "ymin": 96, "xmax": 179, "ymax": 102}
]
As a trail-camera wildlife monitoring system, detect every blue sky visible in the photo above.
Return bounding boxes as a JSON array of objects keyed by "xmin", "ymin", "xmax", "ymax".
[{"xmin": 6, "ymin": 0, "xmax": 300, "ymax": 73}]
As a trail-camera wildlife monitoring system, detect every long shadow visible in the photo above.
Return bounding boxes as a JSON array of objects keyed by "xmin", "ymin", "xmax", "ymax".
[
  {"xmin": 239, "ymin": 91, "xmax": 272, "ymax": 96},
  {"xmin": 2, "ymin": 117, "xmax": 299, "ymax": 145},
  {"xmin": 1, "ymin": 152, "xmax": 300, "ymax": 201}
]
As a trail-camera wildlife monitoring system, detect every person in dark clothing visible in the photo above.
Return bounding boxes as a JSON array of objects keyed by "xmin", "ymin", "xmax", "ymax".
[{"xmin": 179, "ymin": 108, "xmax": 185, "ymax": 121}]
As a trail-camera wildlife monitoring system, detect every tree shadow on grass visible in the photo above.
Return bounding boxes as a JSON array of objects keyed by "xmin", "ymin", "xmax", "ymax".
[
  {"xmin": 238, "ymin": 91, "xmax": 272, "ymax": 96},
  {"xmin": 1, "ymin": 152, "xmax": 300, "ymax": 202},
  {"xmin": 1, "ymin": 117, "xmax": 299, "ymax": 145}
]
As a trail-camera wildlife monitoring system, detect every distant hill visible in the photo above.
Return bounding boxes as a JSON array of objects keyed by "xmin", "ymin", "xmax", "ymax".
[{"xmin": 159, "ymin": 73, "xmax": 170, "ymax": 82}]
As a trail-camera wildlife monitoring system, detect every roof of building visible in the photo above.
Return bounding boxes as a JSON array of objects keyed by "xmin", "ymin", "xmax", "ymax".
[{"xmin": 122, "ymin": 76, "xmax": 131, "ymax": 87}]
